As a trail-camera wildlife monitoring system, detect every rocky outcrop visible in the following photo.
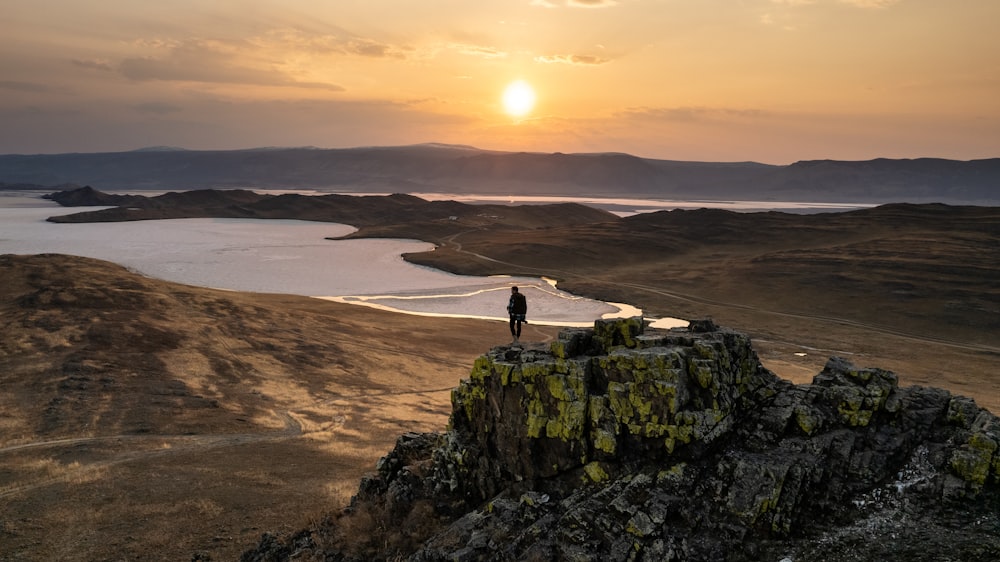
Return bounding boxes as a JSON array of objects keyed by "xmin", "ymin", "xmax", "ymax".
[{"xmin": 242, "ymin": 318, "xmax": 1000, "ymax": 562}]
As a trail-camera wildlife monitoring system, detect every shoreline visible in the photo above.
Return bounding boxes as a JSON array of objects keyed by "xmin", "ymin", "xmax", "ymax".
[{"xmin": 0, "ymin": 194, "xmax": 675, "ymax": 327}]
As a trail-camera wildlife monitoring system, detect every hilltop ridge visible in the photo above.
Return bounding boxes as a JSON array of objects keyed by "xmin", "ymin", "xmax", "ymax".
[{"xmin": 243, "ymin": 318, "xmax": 1000, "ymax": 561}]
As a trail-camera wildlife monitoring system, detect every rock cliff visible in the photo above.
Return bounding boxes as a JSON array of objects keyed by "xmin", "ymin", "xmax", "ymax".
[{"xmin": 242, "ymin": 318, "xmax": 1000, "ymax": 562}]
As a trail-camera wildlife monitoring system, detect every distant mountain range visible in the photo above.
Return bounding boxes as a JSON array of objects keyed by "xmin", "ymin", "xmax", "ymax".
[{"xmin": 2, "ymin": 144, "xmax": 998, "ymax": 203}]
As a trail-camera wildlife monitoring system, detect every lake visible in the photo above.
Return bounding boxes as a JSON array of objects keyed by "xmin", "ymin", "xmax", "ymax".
[{"xmin": 0, "ymin": 193, "xmax": 661, "ymax": 328}]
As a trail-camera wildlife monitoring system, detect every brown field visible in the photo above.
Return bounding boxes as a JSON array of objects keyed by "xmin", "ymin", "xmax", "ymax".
[
  {"xmin": 1, "ymin": 202, "xmax": 998, "ymax": 561},
  {"xmin": 0, "ymin": 254, "xmax": 564, "ymax": 561},
  {"xmin": 398, "ymin": 203, "xmax": 1000, "ymax": 409}
]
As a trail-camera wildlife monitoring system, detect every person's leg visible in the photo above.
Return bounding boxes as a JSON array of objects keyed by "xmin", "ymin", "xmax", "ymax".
[
  {"xmin": 510, "ymin": 316, "xmax": 517, "ymax": 337},
  {"xmin": 515, "ymin": 319, "xmax": 522, "ymax": 338}
]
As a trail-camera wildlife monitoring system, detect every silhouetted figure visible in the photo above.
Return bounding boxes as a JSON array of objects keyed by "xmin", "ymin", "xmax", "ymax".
[{"xmin": 508, "ymin": 286, "xmax": 527, "ymax": 345}]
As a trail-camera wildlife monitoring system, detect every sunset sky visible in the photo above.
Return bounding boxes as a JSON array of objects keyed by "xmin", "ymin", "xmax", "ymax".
[{"xmin": 2, "ymin": 0, "xmax": 997, "ymax": 163}]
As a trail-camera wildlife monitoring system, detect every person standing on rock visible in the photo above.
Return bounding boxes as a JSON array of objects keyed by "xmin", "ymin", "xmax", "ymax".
[{"xmin": 508, "ymin": 286, "xmax": 527, "ymax": 345}]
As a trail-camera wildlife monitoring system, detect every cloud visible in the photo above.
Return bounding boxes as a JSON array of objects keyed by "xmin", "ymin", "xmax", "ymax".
[
  {"xmin": 345, "ymin": 39, "xmax": 396, "ymax": 58},
  {"xmin": 119, "ymin": 55, "xmax": 257, "ymax": 84},
  {"xmin": 770, "ymin": 0, "xmax": 900, "ymax": 7},
  {"xmin": 133, "ymin": 102, "xmax": 182, "ymax": 115},
  {"xmin": 534, "ymin": 54, "xmax": 611, "ymax": 65},
  {"xmin": 0, "ymin": 80, "xmax": 54, "ymax": 93},
  {"xmin": 773, "ymin": 0, "xmax": 901, "ymax": 6},
  {"xmin": 71, "ymin": 59, "xmax": 114, "ymax": 72},
  {"xmin": 448, "ymin": 43, "xmax": 508, "ymax": 59},
  {"xmin": 567, "ymin": 0, "xmax": 618, "ymax": 7},
  {"xmin": 117, "ymin": 39, "xmax": 344, "ymax": 90},
  {"xmin": 531, "ymin": 0, "xmax": 618, "ymax": 7},
  {"xmin": 0, "ymin": 95, "xmax": 477, "ymax": 154},
  {"xmin": 759, "ymin": 12, "xmax": 799, "ymax": 30},
  {"xmin": 258, "ymin": 29, "xmax": 407, "ymax": 59},
  {"xmin": 621, "ymin": 106, "xmax": 768, "ymax": 122},
  {"xmin": 839, "ymin": 0, "xmax": 901, "ymax": 7}
]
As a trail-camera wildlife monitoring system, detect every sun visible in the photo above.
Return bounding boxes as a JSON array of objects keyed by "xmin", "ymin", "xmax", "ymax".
[{"xmin": 502, "ymin": 80, "xmax": 536, "ymax": 118}]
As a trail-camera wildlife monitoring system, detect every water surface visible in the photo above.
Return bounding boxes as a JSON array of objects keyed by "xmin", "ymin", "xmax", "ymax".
[{"xmin": 0, "ymin": 194, "xmax": 659, "ymax": 327}]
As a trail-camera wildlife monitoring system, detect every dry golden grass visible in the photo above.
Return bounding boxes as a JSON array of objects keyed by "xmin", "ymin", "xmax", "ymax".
[{"xmin": 1, "ymin": 253, "xmax": 559, "ymax": 561}]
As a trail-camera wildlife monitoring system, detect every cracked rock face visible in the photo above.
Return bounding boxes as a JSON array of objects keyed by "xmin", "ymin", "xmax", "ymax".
[{"xmin": 242, "ymin": 318, "xmax": 1000, "ymax": 562}]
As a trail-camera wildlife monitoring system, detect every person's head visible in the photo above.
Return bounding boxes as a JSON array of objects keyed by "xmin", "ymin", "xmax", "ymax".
[{"xmin": 511, "ymin": 286, "xmax": 519, "ymax": 293}]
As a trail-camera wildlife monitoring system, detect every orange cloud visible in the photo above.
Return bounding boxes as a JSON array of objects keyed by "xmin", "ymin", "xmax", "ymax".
[
  {"xmin": 116, "ymin": 39, "xmax": 344, "ymax": 90},
  {"xmin": 448, "ymin": 43, "xmax": 508, "ymax": 59},
  {"xmin": 567, "ymin": 0, "xmax": 619, "ymax": 7},
  {"xmin": 532, "ymin": 0, "xmax": 619, "ymax": 7},
  {"xmin": 773, "ymin": 0, "xmax": 901, "ymax": 6},
  {"xmin": 840, "ymin": 0, "xmax": 901, "ymax": 6},
  {"xmin": 257, "ymin": 29, "xmax": 407, "ymax": 59},
  {"xmin": 535, "ymin": 54, "xmax": 611, "ymax": 65},
  {"xmin": 620, "ymin": 106, "xmax": 769, "ymax": 123}
]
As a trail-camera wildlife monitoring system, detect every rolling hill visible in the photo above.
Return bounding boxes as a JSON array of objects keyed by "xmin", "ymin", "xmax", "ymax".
[{"xmin": 3, "ymin": 144, "xmax": 998, "ymax": 203}]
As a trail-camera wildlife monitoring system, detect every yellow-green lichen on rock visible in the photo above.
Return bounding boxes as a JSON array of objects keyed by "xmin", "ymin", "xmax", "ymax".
[
  {"xmin": 950, "ymin": 431, "xmax": 999, "ymax": 487},
  {"xmin": 693, "ymin": 340, "xmax": 723, "ymax": 361},
  {"xmin": 689, "ymin": 360, "xmax": 715, "ymax": 390},
  {"xmin": 594, "ymin": 315, "xmax": 643, "ymax": 350},
  {"xmin": 592, "ymin": 428, "xmax": 617, "ymax": 454},
  {"xmin": 496, "ymin": 363, "xmax": 518, "ymax": 386},
  {"xmin": 834, "ymin": 386, "xmax": 873, "ymax": 427},
  {"xmin": 545, "ymin": 399, "xmax": 587, "ymax": 440},
  {"xmin": 945, "ymin": 396, "xmax": 982, "ymax": 429},
  {"xmin": 657, "ymin": 462, "xmax": 686, "ymax": 484},
  {"xmin": 525, "ymin": 389, "xmax": 550, "ymax": 439},
  {"xmin": 448, "ymin": 317, "xmax": 778, "ymax": 486},
  {"xmin": 795, "ymin": 405, "xmax": 821, "ymax": 435},
  {"xmin": 583, "ymin": 461, "xmax": 610, "ymax": 483},
  {"xmin": 520, "ymin": 361, "xmax": 554, "ymax": 382},
  {"xmin": 545, "ymin": 372, "xmax": 585, "ymax": 402},
  {"xmin": 469, "ymin": 355, "xmax": 494, "ymax": 382}
]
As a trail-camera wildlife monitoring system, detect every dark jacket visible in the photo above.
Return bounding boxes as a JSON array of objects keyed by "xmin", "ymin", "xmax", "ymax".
[{"xmin": 508, "ymin": 292, "xmax": 527, "ymax": 316}]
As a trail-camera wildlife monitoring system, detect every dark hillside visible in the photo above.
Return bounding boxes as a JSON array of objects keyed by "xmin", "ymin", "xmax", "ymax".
[
  {"xmin": 769, "ymin": 158, "xmax": 1000, "ymax": 201},
  {"xmin": 4, "ymin": 145, "xmax": 997, "ymax": 202},
  {"xmin": 44, "ymin": 187, "xmax": 618, "ymax": 229}
]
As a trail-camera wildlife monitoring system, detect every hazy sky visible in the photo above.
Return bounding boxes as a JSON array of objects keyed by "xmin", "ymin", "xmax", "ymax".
[{"xmin": 2, "ymin": 0, "xmax": 997, "ymax": 163}]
